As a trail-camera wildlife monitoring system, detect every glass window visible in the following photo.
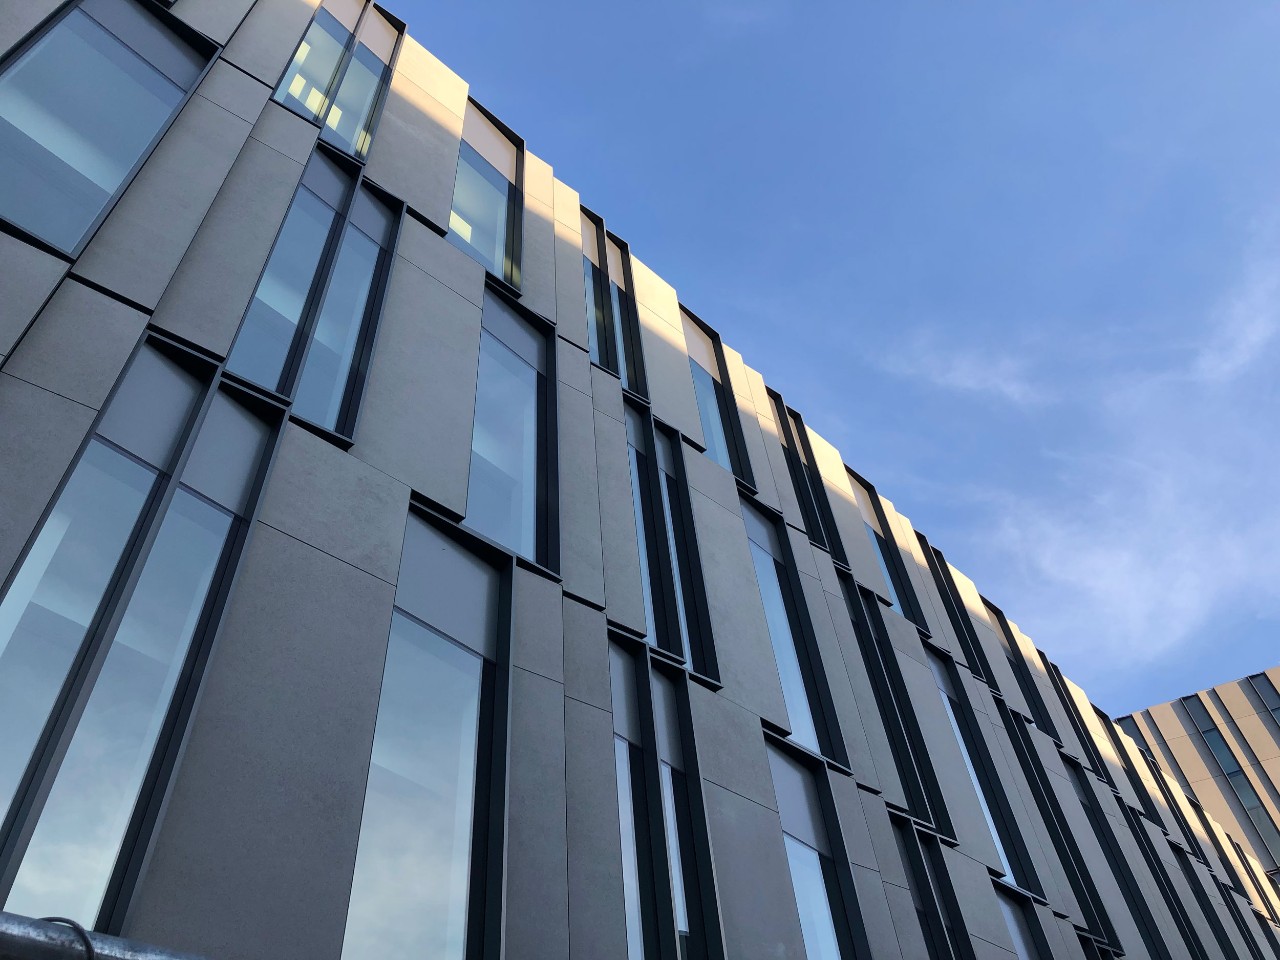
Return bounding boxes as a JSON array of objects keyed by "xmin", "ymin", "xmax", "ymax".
[
  {"xmin": 744, "ymin": 506, "xmax": 820, "ymax": 752},
  {"xmin": 5, "ymin": 489, "xmax": 233, "ymax": 922},
  {"xmin": 625, "ymin": 410, "xmax": 659, "ymax": 646},
  {"xmin": 582, "ymin": 214, "xmax": 641, "ymax": 390},
  {"xmin": 784, "ymin": 835, "xmax": 844, "ymax": 960},
  {"xmin": 0, "ymin": 0, "xmax": 203, "ymax": 251},
  {"xmin": 0, "ymin": 442, "xmax": 155, "ymax": 818},
  {"xmin": 274, "ymin": 1, "xmax": 397, "ymax": 159},
  {"xmin": 466, "ymin": 293, "xmax": 545, "ymax": 561},
  {"xmin": 655, "ymin": 431, "xmax": 705, "ymax": 670},
  {"xmin": 228, "ymin": 154, "xmax": 395, "ymax": 434},
  {"xmin": 449, "ymin": 141, "xmax": 511, "ymax": 278},
  {"xmin": 341, "ymin": 611, "xmax": 483, "ymax": 960},
  {"xmin": 1, "ymin": 350, "xmax": 273, "ymax": 927},
  {"xmin": 614, "ymin": 734, "xmax": 648, "ymax": 960},
  {"xmin": 998, "ymin": 890, "xmax": 1041, "ymax": 960},
  {"xmin": 681, "ymin": 311, "xmax": 735, "ymax": 472},
  {"xmin": 928, "ymin": 652, "xmax": 1018, "ymax": 883}
]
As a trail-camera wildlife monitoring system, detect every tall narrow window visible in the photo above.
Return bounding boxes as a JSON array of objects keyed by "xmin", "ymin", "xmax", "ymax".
[
  {"xmin": 227, "ymin": 149, "xmax": 397, "ymax": 436},
  {"xmin": 1247, "ymin": 673, "xmax": 1280, "ymax": 729},
  {"xmin": 0, "ymin": 0, "xmax": 207, "ymax": 252},
  {"xmin": 927, "ymin": 651, "xmax": 1028, "ymax": 888},
  {"xmin": 767, "ymin": 744, "xmax": 860, "ymax": 960},
  {"xmin": 624, "ymin": 407, "xmax": 711, "ymax": 672},
  {"xmin": 681, "ymin": 310, "xmax": 742, "ymax": 477},
  {"xmin": 582, "ymin": 211, "xmax": 643, "ymax": 391},
  {"xmin": 449, "ymin": 103, "xmax": 521, "ymax": 285},
  {"xmin": 996, "ymin": 889, "xmax": 1041, "ymax": 960},
  {"xmin": 0, "ymin": 341, "xmax": 274, "ymax": 926},
  {"xmin": 984, "ymin": 601, "xmax": 1059, "ymax": 739},
  {"xmin": 273, "ymin": 0, "xmax": 399, "ymax": 159},
  {"xmin": 609, "ymin": 645, "xmax": 715, "ymax": 959},
  {"xmin": 773, "ymin": 397, "xmax": 843, "ymax": 561},
  {"xmin": 849, "ymin": 475, "xmax": 914, "ymax": 620},
  {"xmin": 1182, "ymin": 694, "xmax": 1280, "ymax": 864},
  {"xmin": 892, "ymin": 819, "xmax": 966, "ymax": 960},
  {"xmin": 744, "ymin": 503, "xmax": 827, "ymax": 755},
  {"xmin": 466, "ymin": 291, "xmax": 547, "ymax": 563},
  {"xmin": 341, "ymin": 516, "xmax": 498, "ymax": 960}
]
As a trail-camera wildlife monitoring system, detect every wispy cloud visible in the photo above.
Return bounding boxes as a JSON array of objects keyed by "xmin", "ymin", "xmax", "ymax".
[{"xmin": 880, "ymin": 329, "xmax": 1051, "ymax": 406}]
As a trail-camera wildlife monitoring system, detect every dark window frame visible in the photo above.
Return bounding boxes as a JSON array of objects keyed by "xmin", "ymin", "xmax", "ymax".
[
  {"xmin": 680, "ymin": 307, "xmax": 754, "ymax": 487},
  {"xmin": 224, "ymin": 142, "xmax": 404, "ymax": 446},
  {"xmin": 448, "ymin": 99, "xmax": 525, "ymax": 291},
  {"xmin": 0, "ymin": 331, "xmax": 285, "ymax": 933},
  {"xmin": 581, "ymin": 208, "xmax": 647, "ymax": 395},
  {"xmin": 770, "ymin": 394, "xmax": 845, "ymax": 563},
  {"xmin": 891, "ymin": 815, "xmax": 976, "ymax": 960},
  {"xmin": 981, "ymin": 600, "xmax": 1059, "ymax": 740},
  {"xmin": 269, "ymin": 0, "xmax": 405, "ymax": 161},
  {"xmin": 0, "ymin": 0, "xmax": 218, "ymax": 260}
]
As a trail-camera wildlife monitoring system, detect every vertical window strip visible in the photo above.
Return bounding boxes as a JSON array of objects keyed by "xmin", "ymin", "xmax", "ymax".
[
  {"xmin": 0, "ymin": 342, "xmax": 275, "ymax": 929},
  {"xmin": 984, "ymin": 602, "xmax": 1059, "ymax": 739}
]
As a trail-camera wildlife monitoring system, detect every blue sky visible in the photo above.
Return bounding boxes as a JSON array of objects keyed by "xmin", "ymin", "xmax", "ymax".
[{"xmin": 402, "ymin": 0, "xmax": 1280, "ymax": 715}]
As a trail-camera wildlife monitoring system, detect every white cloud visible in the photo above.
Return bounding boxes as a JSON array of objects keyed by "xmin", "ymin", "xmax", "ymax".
[{"xmin": 881, "ymin": 329, "xmax": 1050, "ymax": 406}]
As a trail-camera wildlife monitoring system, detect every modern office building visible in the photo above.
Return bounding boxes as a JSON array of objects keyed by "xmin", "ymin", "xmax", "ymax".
[
  {"xmin": 0, "ymin": 1, "xmax": 1278, "ymax": 958},
  {"xmin": 1122, "ymin": 675, "xmax": 1280, "ymax": 893}
]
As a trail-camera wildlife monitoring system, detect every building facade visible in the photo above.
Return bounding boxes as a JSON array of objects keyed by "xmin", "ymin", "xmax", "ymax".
[
  {"xmin": 0, "ymin": 1, "xmax": 1277, "ymax": 958},
  {"xmin": 1123, "ymin": 675, "xmax": 1280, "ymax": 912}
]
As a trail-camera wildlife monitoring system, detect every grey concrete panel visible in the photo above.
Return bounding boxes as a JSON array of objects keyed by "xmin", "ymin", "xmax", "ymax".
[
  {"xmin": 859, "ymin": 790, "xmax": 910, "ymax": 888},
  {"xmin": 798, "ymin": 571, "xmax": 877, "ymax": 785},
  {"xmin": 822, "ymin": 470, "xmax": 895, "ymax": 604},
  {"xmin": 565, "ymin": 697, "xmax": 629, "ymax": 960},
  {"xmin": 590, "ymin": 364, "xmax": 624, "ymax": 424},
  {"xmin": 222, "ymin": 0, "xmax": 319, "ymax": 88},
  {"xmin": 883, "ymin": 880, "xmax": 931, "ymax": 960},
  {"xmin": 0, "ymin": 374, "xmax": 95, "ymax": 582},
  {"xmin": 552, "ymin": 180, "xmax": 588, "ymax": 350},
  {"xmin": 505, "ymin": 667, "xmax": 570, "ymax": 959},
  {"xmin": 394, "ymin": 213, "xmax": 485, "ymax": 309},
  {"xmin": 595, "ymin": 407, "xmax": 647, "ymax": 634},
  {"xmin": 258, "ymin": 424, "xmax": 409, "ymax": 583},
  {"xmin": 828, "ymin": 774, "xmax": 876, "ymax": 871},
  {"xmin": 563, "ymin": 597, "xmax": 611, "ymax": 711},
  {"xmin": 348, "ymin": 255, "xmax": 482, "ymax": 518},
  {"xmin": 0, "ymin": 0, "xmax": 61, "ymax": 57},
  {"xmin": 736, "ymin": 403, "xmax": 782, "ymax": 512},
  {"xmin": 899, "ymin": 652, "xmax": 1007, "ymax": 872},
  {"xmin": 75, "ymin": 75, "xmax": 263, "ymax": 308},
  {"xmin": 125, "ymin": 524, "xmax": 395, "ymax": 960},
  {"xmin": 522, "ymin": 198, "xmax": 557, "ymax": 322},
  {"xmin": 557, "ymin": 383, "xmax": 606, "ymax": 606},
  {"xmin": 169, "ymin": 0, "xmax": 253, "ymax": 44},
  {"xmin": 556, "ymin": 336, "xmax": 592, "ymax": 395},
  {"xmin": 0, "ymin": 233, "xmax": 66, "ymax": 358},
  {"xmin": 3, "ymin": 279, "xmax": 145, "ymax": 410},
  {"xmin": 687, "ymin": 682, "xmax": 777, "ymax": 810},
  {"xmin": 636, "ymin": 303, "xmax": 703, "ymax": 446},
  {"xmin": 702, "ymin": 782, "xmax": 807, "ymax": 960},
  {"xmin": 364, "ymin": 70, "xmax": 463, "ymax": 233},
  {"xmin": 688, "ymin": 489, "xmax": 790, "ymax": 728},
  {"xmin": 851, "ymin": 864, "xmax": 905, "ymax": 960},
  {"xmin": 681, "ymin": 431, "xmax": 741, "ymax": 515},
  {"xmin": 248, "ymin": 99, "xmax": 322, "ymax": 164},
  {"xmin": 823, "ymin": 585, "xmax": 907, "ymax": 806},
  {"xmin": 150, "ymin": 136, "xmax": 306, "ymax": 357},
  {"xmin": 511, "ymin": 567, "xmax": 563, "ymax": 682},
  {"xmin": 939, "ymin": 845, "xmax": 1011, "ymax": 952}
]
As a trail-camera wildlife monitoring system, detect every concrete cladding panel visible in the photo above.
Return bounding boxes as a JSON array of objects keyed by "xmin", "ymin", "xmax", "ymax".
[
  {"xmin": 0, "ymin": 233, "xmax": 67, "ymax": 359},
  {"xmin": 74, "ymin": 63, "xmax": 268, "ymax": 309},
  {"xmin": 125, "ymin": 523, "xmax": 395, "ymax": 960}
]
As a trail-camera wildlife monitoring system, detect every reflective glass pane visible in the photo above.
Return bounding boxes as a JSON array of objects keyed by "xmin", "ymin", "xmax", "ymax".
[
  {"xmin": 0, "ymin": 442, "xmax": 154, "ymax": 816},
  {"xmin": 467, "ymin": 331, "xmax": 539, "ymax": 559},
  {"xmin": 292, "ymin": 224, "xmax": 380, "ymax": 430},
  {"xmin": 0, "ymin": 8, "xmax": 185, "ymax": 251},
  {"xmin": 610, "ymin": 282, "xmax": 636, "ymax": 390},
  {"xmin": 322, "ymin": 45, "xmax": 384, "ymax": 158},
  {"xmin": 659, "ymin": 473, "xmax": 693, "ymax": 656},
  {"xmin": 274, "ymin": 10, "xmax": 349, "ymax": 123},
  {"xmin": 998, "ymin": 892, "xmax": 1040, "ymax": 960},
  {"xmin": 784, "ymin": 835, "xmax": 844, "ymax": 960},
  {"xmin": 342, "ymin": 613, "xmax": 483, "ymax": 960},
  {"xmin": 867, "ymin": 524, "xmax": 902, "ymax": 613},
  {"xmin": 660, "ymin": 762, "xmax": 690, "ymax": 935},
  {"xmin": 689, "ymin": 360, "xmax": 731, "ymax": 470},
  {"xmin": 614, "ymin": 736, "xmax": 646, "ymax": 960},
  {"xmin": 584, "ymin": 259, "xmax": 610, "ymax": 369},
  {"xmin": 228, "ymin": 188, "xmax": 338, "ymax": 391},
  {"xmin": 448, "ymin": 143, "xmax": 508, "ymax": 276},
  {"xmin": 627, "ymin": 444, "xmax": 657, "ymax": 645},
  {"xmin": 748, "ymin": 542, "xmax": 819, "ymax": 752},
  {"xmin": 6, "ymin": 490, "xmax": 231, "ymax": 923}
]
